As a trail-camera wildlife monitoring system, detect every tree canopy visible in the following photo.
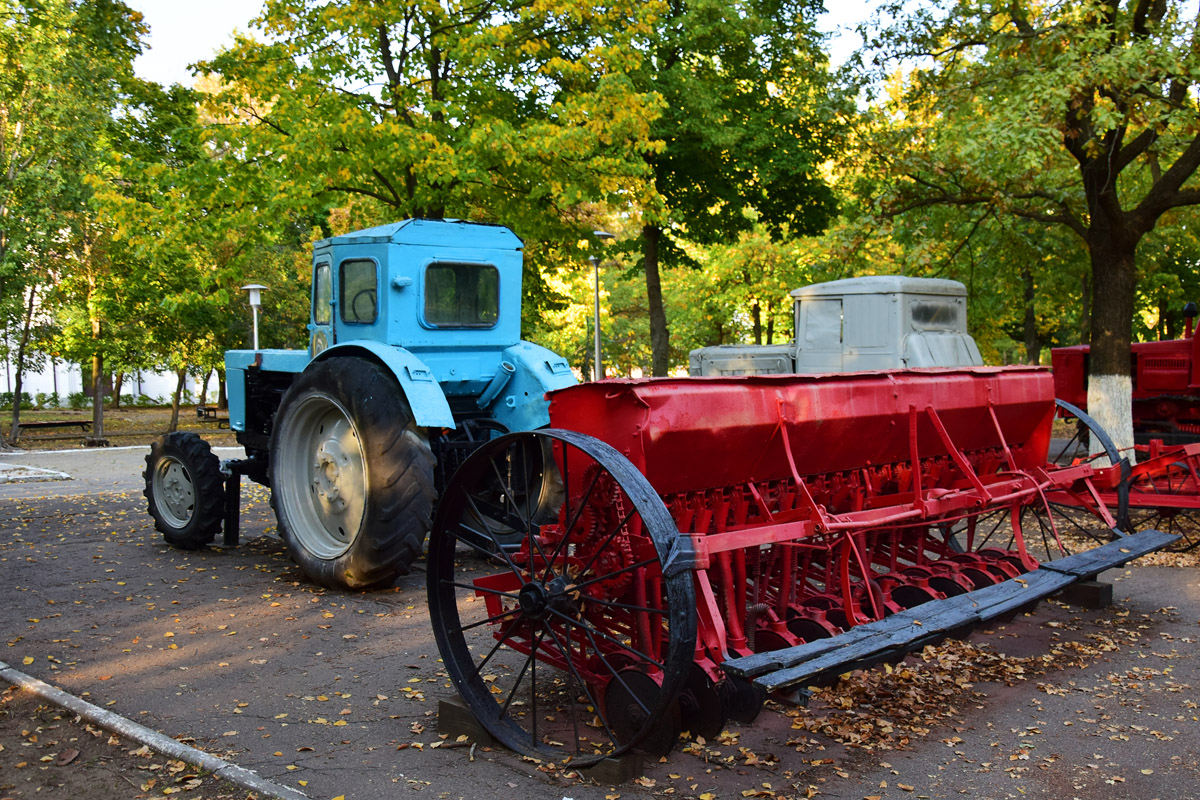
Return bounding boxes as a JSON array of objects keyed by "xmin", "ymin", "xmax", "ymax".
[
  {"xmin": 4, "ymin": 0, "xmax": 1200, "ymax": 453},
  {"xmin": 854, "ymin": 0, "xmax": 1200, "ymax": 447}
]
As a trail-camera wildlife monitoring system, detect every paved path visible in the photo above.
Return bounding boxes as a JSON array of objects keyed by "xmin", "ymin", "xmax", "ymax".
[
  {"xmin": 1, "ymin": 446, "xmax": 1198, "ymax": 799},
  {"xmin": 0, "ymin": 445, "xmax": 245, "ymax": 498}
]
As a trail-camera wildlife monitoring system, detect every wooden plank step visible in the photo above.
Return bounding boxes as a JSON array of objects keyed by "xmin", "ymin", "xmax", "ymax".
[
  {"xmin": 739, "ymin": 571, "xmax": 1074, "ymax": 693},
  {"xmin": 723, "ymin": 569, "xmax": 1072, "ymax": 681},
  {"xmin": 1038, "ymin": 529, "xmax": 1178, "ymax": 578}
]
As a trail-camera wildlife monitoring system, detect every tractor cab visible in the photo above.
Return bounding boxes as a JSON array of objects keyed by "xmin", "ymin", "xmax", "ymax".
[{"xmin": 309, "ymin": 219, "xmax": 523, "ymax": 361}]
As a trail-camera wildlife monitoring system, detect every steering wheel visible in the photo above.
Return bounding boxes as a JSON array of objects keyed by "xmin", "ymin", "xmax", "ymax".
[{"xmin": 351, "ymin": 289, "xmax": 377, "ymax": 322}]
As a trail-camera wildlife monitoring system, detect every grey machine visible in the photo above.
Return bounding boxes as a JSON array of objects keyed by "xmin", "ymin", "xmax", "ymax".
[{"xmin": 689, "ymin": 276, "xmax": 983, "ymax": 376}]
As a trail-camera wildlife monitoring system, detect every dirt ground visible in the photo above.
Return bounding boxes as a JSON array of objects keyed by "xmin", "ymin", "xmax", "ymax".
[
  {"xmin": 4, "ymin": 437, "xmax": 1200, "ymax": 799},
  {"xmin": 0, "ymin": 685, "xmax": 255, "ymax": 800},
  {"xmin": 1, "ymin": 406, "xmax": 237, "ymax": 452}
]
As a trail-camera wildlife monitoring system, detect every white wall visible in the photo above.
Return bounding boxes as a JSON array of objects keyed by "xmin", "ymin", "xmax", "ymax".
[{"xmin": 4, "ymin": 359, "xmax": 219, "ymax": 405}]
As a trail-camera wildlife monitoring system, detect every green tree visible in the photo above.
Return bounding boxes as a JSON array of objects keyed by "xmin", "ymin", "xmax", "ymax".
[
  {"xmin": 92, "ymin": 76, "xmax": 313, "ymax": 428},
  {"xmin": 0, "ymin": 0, "xmax": 144, "ymax": 444},
  {"xmin": 630, "ymin": 0, "xmax": 842, "ymax": 375},
  {"xmin": 861, "ymin": 0, "xmax": 1200, "ymax": 450},
  {"xmin": 201, "ymin": 0, "xmax": 665, "ymax": 320}
]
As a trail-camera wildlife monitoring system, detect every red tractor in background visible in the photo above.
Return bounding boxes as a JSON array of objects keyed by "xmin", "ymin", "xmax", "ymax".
[{"xmin": 1053, "ymin": 302, "xmax": 1200, "ymax": 444}]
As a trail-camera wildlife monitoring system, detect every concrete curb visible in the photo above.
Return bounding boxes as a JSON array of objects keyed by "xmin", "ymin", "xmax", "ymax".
[{"xmin": 0, "ymin": 661, "xmax": 309, "ymax": 800}]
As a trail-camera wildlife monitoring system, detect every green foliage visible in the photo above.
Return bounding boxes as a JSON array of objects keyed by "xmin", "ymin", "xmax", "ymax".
[
  {"xmin": 202, "ymin": 0, "xmax": 663, "ymax": 241},
  {"xmin": 638, "ymin": 0, "xmax": 842, "ymax": 240},
  {"xmin": 854, "ymin": 0, "xmax": 1200, "ymax": 376},
  {"xmin": 623, "ymin": 0, "xmax": 846, "ymax": 373},
  {"xmin": 0, "ymin": 1, "xmax": 146, "ymax": 392}
]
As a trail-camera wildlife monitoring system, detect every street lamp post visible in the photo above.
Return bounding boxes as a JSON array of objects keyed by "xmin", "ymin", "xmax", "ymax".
[
  {"xmin": 242, "ymin": 284, "xmax": 269, "ymax": 350},
  {"xmin": 591, "ymin": 230, "xmax": 615, "ymax": 380}
]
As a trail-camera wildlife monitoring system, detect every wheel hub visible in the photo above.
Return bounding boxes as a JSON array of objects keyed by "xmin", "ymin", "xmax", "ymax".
[
  {"xmin": 157, "ymin": 461, "xmax": 194, "ymax": 523},
  {"xmin": 313, "ymin": 439, "xmax": 351, "ymax": 512},
  {"xmin": 518, "ymin": 576, "xmax": 574, "ymax": 620},
  {"xmin": 518, "ymin": 583, "xmax": 549, "ymax": 618}
]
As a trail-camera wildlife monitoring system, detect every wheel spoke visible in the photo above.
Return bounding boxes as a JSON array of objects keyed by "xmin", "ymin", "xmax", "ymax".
[
  {"xmin": 540, "ymin": 622, "xmax": 618, "ymax": 750},
  {"xmin": 458, "ymin": 605, "xmax": 523, "ymax": 633},
  {"xmin": 575, "ymin": 505, "xmax": 641, "ymax": 581},
  {"xmin": 440, "ymin": 577, "xmax": 519, "ymax": 602},
  {"xmin": 465, "ymin": 617, "xmax": 519, "ymax": 680},
  {"xmin": 463, "ymin": 493, "xmax": 527, "ymax": 581},
  {"xmin": 562, "ymin": 616, "xmax": 655, "ymax": 716},
  {"xmin": 499, "ymin": 626, "xmax": 543, "ymax": 717},
  {"xmin": 488, "ymin": 452, "xmax": 534, "ymax": 540},
  {"xmin": 571, "ymin": 556, "xmax": 660, "ymax": 595},
  {"xmin": 447, "ymin": 521, "xmax": 521, "ymax": 571},
  {"xmin": 542, "ymin": 458, "xmax": 605, "ymax": 584},
  {"xmin": 547, "ymin": 606, "xmax": 666, "ymax": 670},
  {"xmin": 582, "ymin": 596, "xmax": 668, "ymax": 616}
]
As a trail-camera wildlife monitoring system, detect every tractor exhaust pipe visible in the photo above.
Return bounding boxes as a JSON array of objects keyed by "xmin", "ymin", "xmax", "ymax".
[{"xmin": 477, "ymin": 361, "xmax": 516, "ymax": 410}]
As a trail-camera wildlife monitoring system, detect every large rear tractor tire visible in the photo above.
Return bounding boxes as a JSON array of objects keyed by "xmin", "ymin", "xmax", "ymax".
[
  {"xmin": 270, "ymin": 358, "xmax": 435, "ymax": 591},
  {"xmin": 144, "ymin": 432, "xmax": 226, "ymax": 549}
]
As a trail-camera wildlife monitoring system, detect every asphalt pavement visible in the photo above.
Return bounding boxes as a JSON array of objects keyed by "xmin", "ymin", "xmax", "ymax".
[{"xmin": 1, "ymin": 446, "xmax": 1198, "ymax": 800}]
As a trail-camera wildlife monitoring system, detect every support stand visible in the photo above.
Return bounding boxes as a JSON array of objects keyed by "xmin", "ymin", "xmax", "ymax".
[
  {"xmin": 223, "ymin": 472, "xmax": 241, "ymax": 547},
  {"xmin": 1057, "ymin": 578, "xmax": 1113, "ymax": 609}
]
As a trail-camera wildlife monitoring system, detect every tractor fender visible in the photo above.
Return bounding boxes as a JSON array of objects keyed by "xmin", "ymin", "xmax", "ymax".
[
  {"xmin": 484, "ymin": 341, "xmax": 578, "ymax": 432},
  {"xmin": 314, "ymin": 341, "xmax": 455, "ymax": 428}
]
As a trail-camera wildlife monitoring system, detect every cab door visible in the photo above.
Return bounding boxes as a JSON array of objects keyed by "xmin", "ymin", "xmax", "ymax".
[
  {"xmin": 308, "ymin": 257, "xmax": 334, "ymax": 356},
  {"xmin": 796, "ymin": 298, "xmax": 844, "ymax": 372}
]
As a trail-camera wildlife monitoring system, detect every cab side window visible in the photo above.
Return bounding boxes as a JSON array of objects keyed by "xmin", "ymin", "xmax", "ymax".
[
  {"xmin": 341, "ymin": 259, "xmax": 378, "ymax": 324},
  {"xmin": 424, "ymin": 262, "xmax": 499, "ymax": 328},
  {"xmin": 313, "ymin": 263, "xmax": 332, "ymax": 325}
]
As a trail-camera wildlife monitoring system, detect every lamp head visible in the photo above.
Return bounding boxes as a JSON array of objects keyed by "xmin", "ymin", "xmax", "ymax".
[{"xmin": 242, "ymin": 284, "xmax": 269, "ymax": 308}]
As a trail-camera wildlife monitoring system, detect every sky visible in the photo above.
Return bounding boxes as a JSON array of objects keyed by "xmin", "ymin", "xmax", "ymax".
[
  {"xmin": 127, "ymin": 0, "xmax": 878, "ymax": 88},
  {"xmin": 127, "ymin": 0, "xmax": 262, "ymax": 87}
]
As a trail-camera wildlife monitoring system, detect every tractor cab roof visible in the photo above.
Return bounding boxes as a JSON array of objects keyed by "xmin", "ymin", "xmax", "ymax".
[
  {"xmin": 314, "ymin": 218, "xmax": 523, "ymax": 251},
  {"xmin": 790, "ymin": 275, "xmax": 967, "ymax": 299}
]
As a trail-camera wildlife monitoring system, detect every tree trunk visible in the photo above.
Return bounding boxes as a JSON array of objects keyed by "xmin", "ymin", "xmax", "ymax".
[
  {"xmin": 199, "ymin": 370, "xmax": 211, "ymax": 407},
  {"xmin": 8, "ymin": 284, "xmax": 37, "ymax": 443},
  {"xmin": 1021, "ymin": 266, "xmax": 1040, "ymax": 364},
  {"xmin": 581, "ymin": 319, "xmax": 592, "ymax": 380},
  {"xmin": 642, "ymin": 224, "xmax": 670, "ymax": 376},
  {"xmin": 112, "ymin": 372, "xmax": 124, "ymax": 409},
  {"xmin": 751, "ymin": 301, "xmax": 763, "ymax": 345},
  {"xmin": 217, "ymin": 369, "xmax": 227, "ymax": 410},
  {"xmin": 169, "ymin": 368, "xmax": 187, "ymax": 432},
  {"xmin": 86, "ymin": 262, "xmax": 107, "ymax": 446},
  {"xmin": 1079, "ymin": 272, "xmax": 1090, "ymax": 345},
  {"xmin": 1085, "ymin": 228, "xmax": 1138, "ymax": 460},
  {"xmin": 90, "ymin": 352, "xmax": 105, "ymax": 441}
]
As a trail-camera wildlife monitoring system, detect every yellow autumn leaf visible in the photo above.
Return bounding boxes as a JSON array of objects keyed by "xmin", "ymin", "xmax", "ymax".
[{"xmin": 22, "ymin": 656, "xmax": 33, "ymax": 665}]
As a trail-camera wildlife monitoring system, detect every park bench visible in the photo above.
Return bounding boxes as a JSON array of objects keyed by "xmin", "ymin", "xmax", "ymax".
[
  {"xmin": 195, "ymin": 405, "xmax": 229, "ymax": 428},
  {"xmin": 17, "ymin": 419, "xmax": 92, "ymax": 433}
]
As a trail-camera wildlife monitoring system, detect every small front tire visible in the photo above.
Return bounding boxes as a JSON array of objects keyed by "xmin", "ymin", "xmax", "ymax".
[{"xmin": 144, "ymin": 432, "xmax": 226, "ymax": 549}]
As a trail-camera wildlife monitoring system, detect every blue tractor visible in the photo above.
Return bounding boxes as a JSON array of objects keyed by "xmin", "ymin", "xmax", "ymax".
[{"xmin": 143, "ymin": 219, "xmax": 577, "ymax": 590}]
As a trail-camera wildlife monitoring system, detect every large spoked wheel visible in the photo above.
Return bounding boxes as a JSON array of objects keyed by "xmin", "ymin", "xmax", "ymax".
[
  {"xmin": 944, "ymin": 400, "xmax": 1126, "ymax": 568},
  {"xmin": 1125, "ymin": 462, "xmax": 1200, "ymax": 552},
  {"xmin": 438, "ymin": 419, "xmax": 563, "ymax": 554},
  {"xmin": 428, "ymin": 430, "xmax": 695, "ymax": 765},
  {"xmin": 271, "ymin": 358, "xmax": 435, "ymax": 591},
  {"xmin": 1026, "ymin": 398, "xmax": 1128, "ymax": 557},
  {"xmin": 144, "ymin": 432, "xmax": 226, "ymax": 549}
]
